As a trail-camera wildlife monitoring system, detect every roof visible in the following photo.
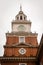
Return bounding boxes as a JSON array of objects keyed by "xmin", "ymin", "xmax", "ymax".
[{"xmin": 16, "ymin": 11, "xmax": 27, "ymax": 18}]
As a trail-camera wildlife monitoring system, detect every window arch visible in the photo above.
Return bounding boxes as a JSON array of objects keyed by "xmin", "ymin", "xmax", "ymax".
[
  {"xmin": 24, "ymin": 17, "xmax": 25, "ymax": 20},
  {"xmin": 20, "ymin": 16, "xmax": 22, "ymax": 20}
]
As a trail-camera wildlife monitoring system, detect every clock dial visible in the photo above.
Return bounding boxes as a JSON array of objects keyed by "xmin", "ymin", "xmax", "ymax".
[
  {"xmin": 18, "ymin": 25, "xmax": 26, "ymax": 31},
  {"xmin": 19, "ymin": 48, "xmax": 26, "ymax": 55}
]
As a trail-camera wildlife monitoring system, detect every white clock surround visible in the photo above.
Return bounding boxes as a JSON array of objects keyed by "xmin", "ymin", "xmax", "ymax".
[{"xmin": 12, "ymin": 24, "xmax": 31, "ymax": 32}]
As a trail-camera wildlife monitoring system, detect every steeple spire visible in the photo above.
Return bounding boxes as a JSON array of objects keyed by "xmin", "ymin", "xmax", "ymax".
[{"xmin": 20, "ymin": 5, "xmax": 22, "ymax": 11}]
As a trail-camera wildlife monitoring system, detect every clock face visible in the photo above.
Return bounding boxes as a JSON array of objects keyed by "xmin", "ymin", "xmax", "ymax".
[
  {"xmin": 17, "ymin": 25, "xmax": 26, "ymax": 31},
  {"xmin": 19, "ymin": 48, "xmax": 26, "ymax": 55}
]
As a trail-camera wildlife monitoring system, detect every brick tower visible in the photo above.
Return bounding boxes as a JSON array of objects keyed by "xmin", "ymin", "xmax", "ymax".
[
  {"xmin": 0, "ymin": 6, "xmax": 40, "ymax": 65},
  {"xmin": 4, "ymin": 5, "xmax": 38, "ymax": 57}
]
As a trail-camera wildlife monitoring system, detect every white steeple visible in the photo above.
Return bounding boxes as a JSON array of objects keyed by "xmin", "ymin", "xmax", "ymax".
[{"xmin": 20, "ymin": 5, "xmax": 22, "ymax": 11}]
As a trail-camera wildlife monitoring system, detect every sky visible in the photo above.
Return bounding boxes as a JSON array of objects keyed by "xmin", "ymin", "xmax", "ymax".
[{"xmin": 0, "ymin": 0, "xmax": 43, "ymax": 56}]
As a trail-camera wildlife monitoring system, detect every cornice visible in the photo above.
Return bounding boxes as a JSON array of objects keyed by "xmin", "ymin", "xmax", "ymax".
[
  {"xmin": 0, "ymin": 56, "xmax": 37, "ymax": 62},
  {"xmin": 6, "ymin": 32, "xmax": 38, "ymax": 37},
  {"xmin": 12, "ymin": 20, "xmax": 31, "ymax": 24},
  {"xmin": 4, "ymin": 44, "xmax": 38, "ymax": 48}
]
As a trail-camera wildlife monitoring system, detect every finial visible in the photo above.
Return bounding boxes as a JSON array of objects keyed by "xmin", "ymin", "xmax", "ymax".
[{"xmin": 20, "ymin": 5, "xmax": 22, "ymax": 11}]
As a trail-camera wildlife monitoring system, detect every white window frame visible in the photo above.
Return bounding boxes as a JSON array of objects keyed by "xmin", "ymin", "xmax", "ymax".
[
  {"xmin": 19, "ymin": 36, "xmax": 25, "ymax": 43},
  {"xmin": 19, "ymin": 63, "xmax": 27, "ymax": 65}
]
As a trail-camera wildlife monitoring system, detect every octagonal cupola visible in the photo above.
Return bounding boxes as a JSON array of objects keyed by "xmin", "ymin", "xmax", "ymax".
[{"xmin": 15, "ymin": 5, "xmax": 27, "ymax": 20}]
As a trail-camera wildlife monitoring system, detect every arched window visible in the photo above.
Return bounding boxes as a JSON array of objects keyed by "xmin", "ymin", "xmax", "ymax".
[
  {"xmin": 24, "ymin": 17, "xmax": 25, "ymax": 20},
  {"xmin": 20, "ymin": 16, "xmax": 22, "ymax": 20}
]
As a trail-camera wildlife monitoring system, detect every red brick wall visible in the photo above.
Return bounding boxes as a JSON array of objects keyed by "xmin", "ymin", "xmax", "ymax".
[
  {"xmin": 4, "ymin": 36, "xmax": 38, "ymax": 57},
  {"xmin": 1, "ymin": 63, "xmax": 18, "ymax": 65},
  {"xmin": 6, "ymin": 36, "xmax": 38, "ymax": 46},
  {"xmin": 6, "ymin": 36, "xmax": 19, "ymax": 45},
  {"xmin": 4, "ymin": 47, "xmax": 38, "ymax": 57},
  {"xmin": 1, "ymin": 62, "xmax": 36, "ymax": 65},
  {"xmin": 25, "ymin": 37, "xmax": 38, "ymax": 46}
]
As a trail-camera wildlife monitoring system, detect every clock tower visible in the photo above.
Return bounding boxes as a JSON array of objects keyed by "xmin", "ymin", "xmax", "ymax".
[
  {"xmin": 12, "ymin": 6, "xmax": 31, "ymax": 33},
  {"xmin": 1, "ymin": 6, "xmax": 38, "ymax": 65}
]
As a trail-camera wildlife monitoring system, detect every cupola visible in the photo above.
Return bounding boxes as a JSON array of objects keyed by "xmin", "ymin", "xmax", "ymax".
[{"xmin": 15, "ymin": 5, "xmax": 27, "ymax": 20}]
